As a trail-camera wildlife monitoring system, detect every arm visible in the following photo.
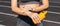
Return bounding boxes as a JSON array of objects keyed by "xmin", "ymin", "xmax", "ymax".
[
  {"xmin": 32, "ymin": 0, "xmax": 49, "ymax": 12},
  {"xmin": 11, "ymin": 0, "xmax": 28, "ymax": 16}
]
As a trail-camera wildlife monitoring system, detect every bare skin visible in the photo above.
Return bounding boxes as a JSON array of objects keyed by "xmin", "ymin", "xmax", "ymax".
[
  {"xmin": 31, "ymin": 0, "xmax": 49, "ymax": 12},
  {"xmin": 19, "ymin": 3, "xmax": 41, "ymax": 24},
  {"xmin": 11, "ymin": 0, "xmax": 49, "ymax": 24}
]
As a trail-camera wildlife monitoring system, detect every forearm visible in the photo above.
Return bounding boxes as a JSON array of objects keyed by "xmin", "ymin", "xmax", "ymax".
[
  {"xmin": 33, "ymin": 5, "xmax": 49, "ymax": 12},
  {"xmin": 36, "ymin": 0, "xmax": 49, "ymax": 11},
  {"xmin": 30, "ymin": 0, "xmax": 49, "ymax": 12},
  {"xmin": 12, "ymin": 8, "xmax": 28, "ymax": 16}
]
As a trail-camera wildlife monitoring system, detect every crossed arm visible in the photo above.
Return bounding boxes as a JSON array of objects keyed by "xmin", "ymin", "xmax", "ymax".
[
  {"xmin": 11, "ymin": 0, "xmax": 49, "ymax": 13},
  {"xmin": 11, "ymin": 0, "xmax": 49, "ymax": 24},
  {"xmin": 11, "ymin": 0, "xmax": 49, "ymax": 16}
]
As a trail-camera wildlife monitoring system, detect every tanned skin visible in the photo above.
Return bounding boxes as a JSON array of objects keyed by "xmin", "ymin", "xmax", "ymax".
[{"xmin": 11, "ymin": 0, "xmax": 49, "ymax": 24}]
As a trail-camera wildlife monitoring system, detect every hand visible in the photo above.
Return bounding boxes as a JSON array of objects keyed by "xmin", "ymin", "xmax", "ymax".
[{"xmin": 28, "ymin": 13, "xmax": 41, "ymax": 24}]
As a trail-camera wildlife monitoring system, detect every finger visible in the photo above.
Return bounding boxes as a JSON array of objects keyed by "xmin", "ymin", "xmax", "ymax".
[
  {"xmin": 35, "ymin": 16, "xmax": 40, "ymax": 23},
  {"xmin": 37, "ymin": 15, "xmax": 42, "ymax": 23},
  {"xmin": 30, "ymin": 13, "xmax": 40, "ymax": 23},
  {"xmin": 33, "ymin": 17, "xmax": 38, "ymax": 23},
  {"xmin": 36, "ymin": 14, "xmax": 41, "ymax": 23},
  {"xmin": 34, "ymin": 14, "xmax": 40, "ymax": 21},
  {"xmin": 33, "ymin": 13, "xmax": 41, "ymax": 24},
  {"xmin": 33, "ymin": 14, "xmax": 39, "ymax": 23},
  {"xmin": 35, "ymin": 16, "xmax": 39, "ymax": 22},
  {"xmin": 31, "ymin": 14, "xmax": 38, "ymax": 23},
  {"xmin": 34, "ymin": 14, "xmax": 40, "ymax": 23}
]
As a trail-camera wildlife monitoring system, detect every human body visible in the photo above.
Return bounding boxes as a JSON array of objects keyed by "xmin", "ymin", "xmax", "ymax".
[{"xmin": 11, "ymin": 0, "xmax": 49, "ymax": 26}]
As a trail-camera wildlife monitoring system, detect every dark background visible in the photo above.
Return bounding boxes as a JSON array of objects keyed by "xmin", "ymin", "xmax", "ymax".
[{"xmin": 0, "ymin": 0, "xmax": 60, "ymax": 26}]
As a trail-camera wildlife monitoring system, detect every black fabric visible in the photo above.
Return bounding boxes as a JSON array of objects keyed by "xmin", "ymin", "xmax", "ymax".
[
  {"xmin": 18, "ymin": 0, "xmax": 41, "ymax": 3},
  {"xmin": 17, "ymin": 18, "xmax": 43, "ymax": 26},
  {"xmin": 18, "ymin": 15, "xmax": 36, "ymax": 26},
  {"xmin": 20, "ymin": 0, "xmax": 40, "ymax": 1}
]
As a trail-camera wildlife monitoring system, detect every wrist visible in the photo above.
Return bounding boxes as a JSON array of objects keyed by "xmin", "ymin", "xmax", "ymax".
[
  {"xmin": 29, "ymin": 8, "xmax": 36, "ymax": 12},
  {"xmin": 24, "ymin": 11, "xmax": 33, "ymax": 16},
  {"xmin": 21, "ymin": 10, "xmax": 32, "ymax": 15}
]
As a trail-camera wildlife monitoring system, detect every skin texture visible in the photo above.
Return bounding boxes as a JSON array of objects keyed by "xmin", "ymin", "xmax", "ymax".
[
  {"xmin": 11, "ymin": 0, "xmax": 49, "ymax": 24},
  {"xmin": 32, "ymin": 0, "xmax": 49, "ymax": 12},
  {"xmin": 19, "ymin": 3, "xmax": 40, "ymax": 12},
  {"xmin": 11, "ymin": 0, "xmax": 49, "ymax": 16}
]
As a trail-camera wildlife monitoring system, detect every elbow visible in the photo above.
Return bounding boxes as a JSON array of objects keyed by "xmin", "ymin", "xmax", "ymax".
[
  {"xmin": 46, "ymin": 4, "xmax": 49, "ymax": 8},
  {"xmin": 44, "ymin": 4, "xmax": 49, "ymax": 9},
  {"xmin": 11, "ymin": 8, "xmax": 15, "ymax": 12},
  {"xmin": 11, "ymin": 7, "xmax": 18, "ymax": 12},
  {"xmin": 11, "ymin": 7, "xmax": 15, "ymax": 12}
]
